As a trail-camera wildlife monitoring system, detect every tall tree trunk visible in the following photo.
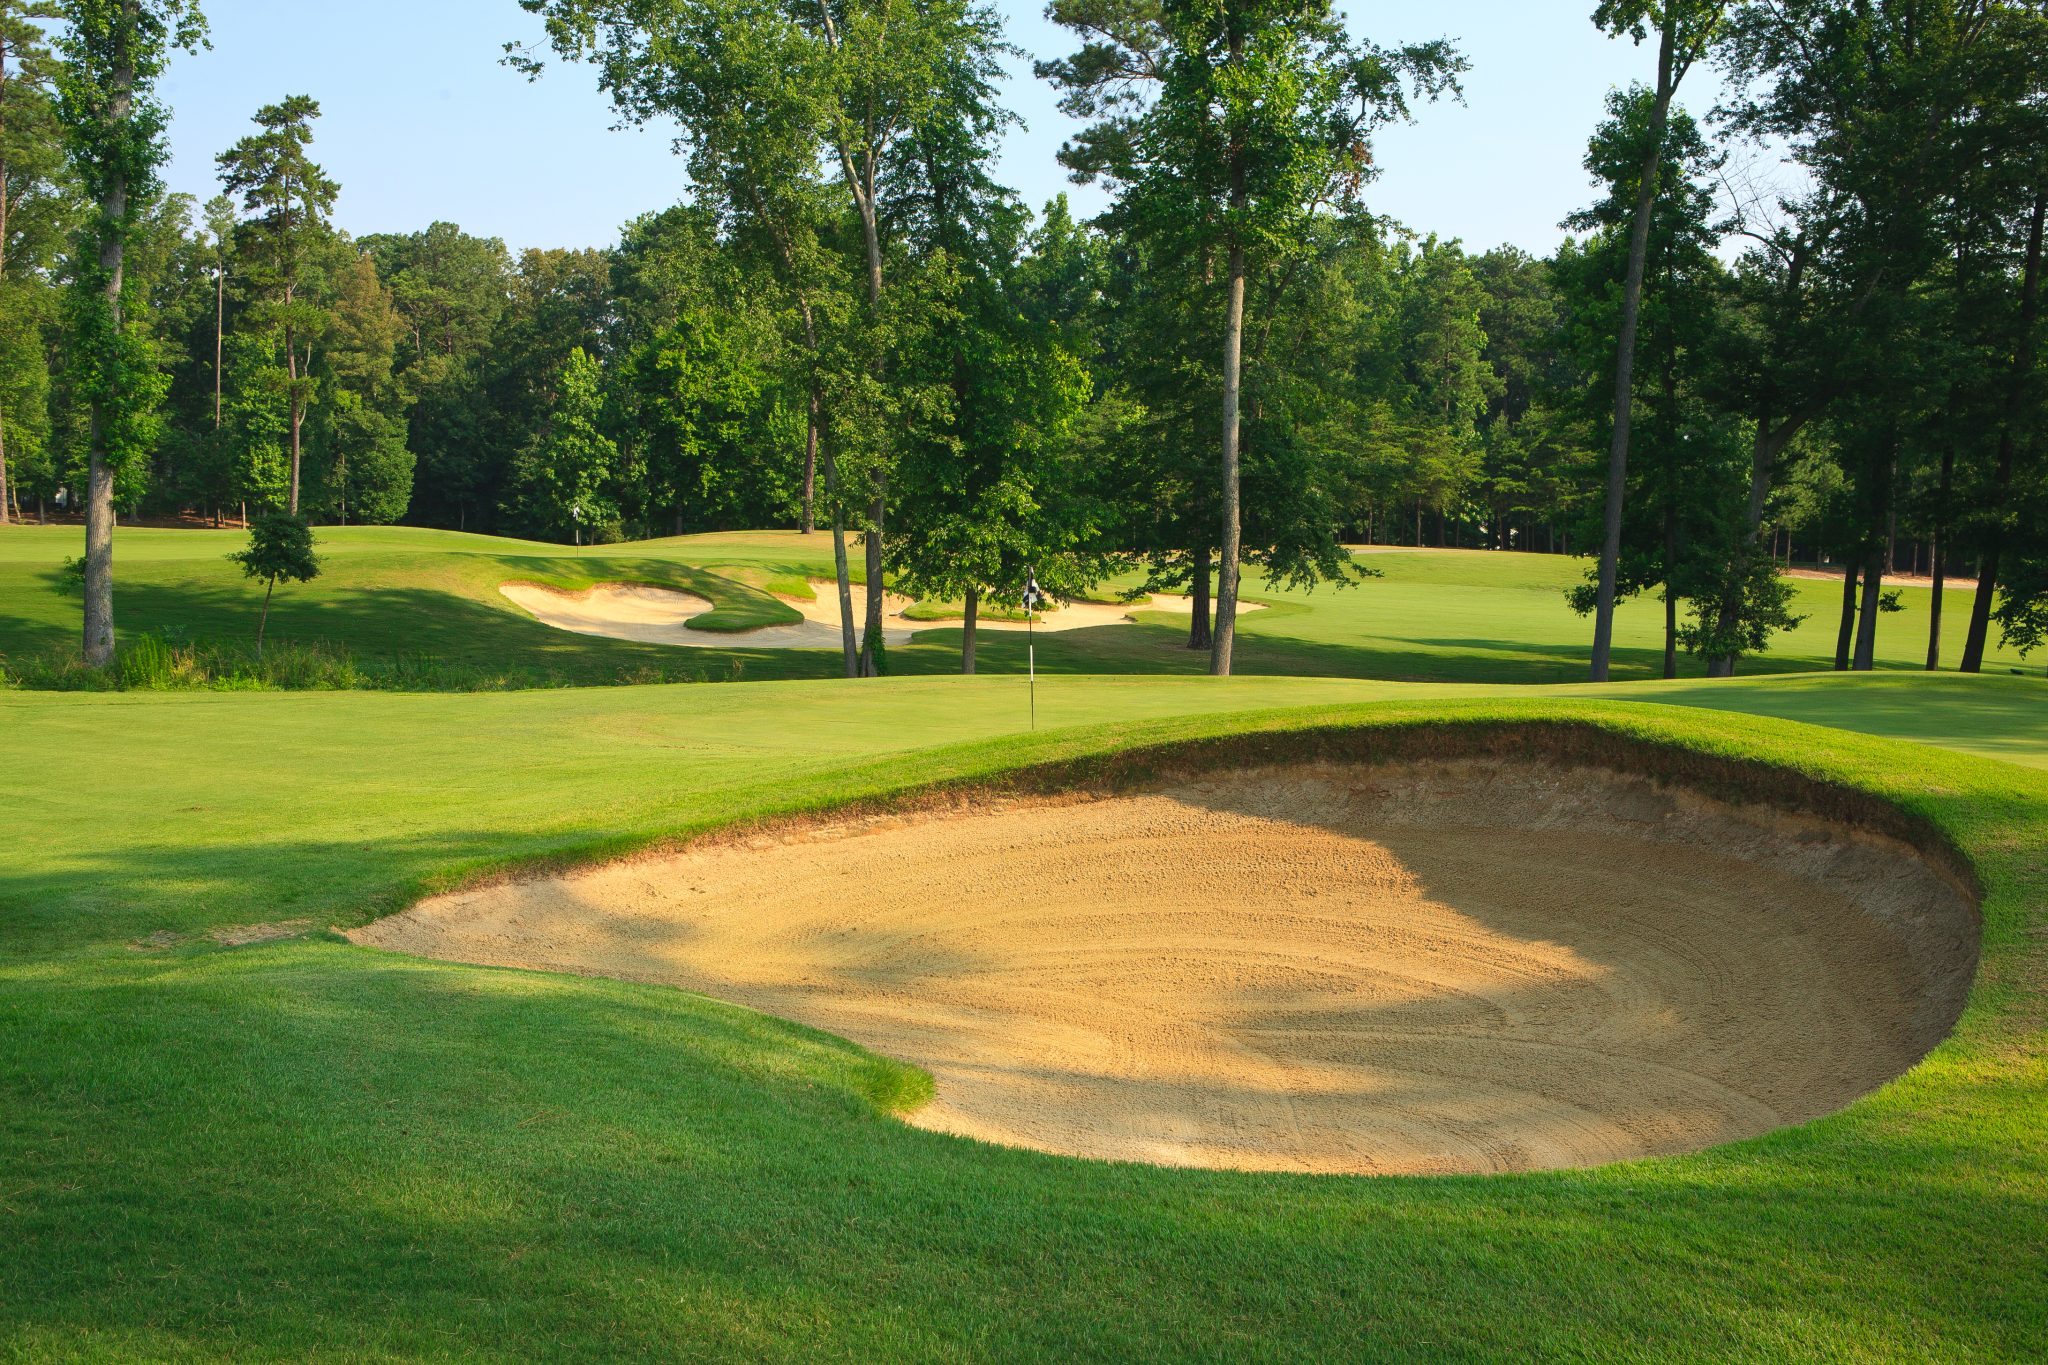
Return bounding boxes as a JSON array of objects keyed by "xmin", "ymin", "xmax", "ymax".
[
  {"xmin": 1850, "ymin": 445, "xmax": 1899, "ymax": 673},
  {"xmin": 1853, "ymin": 542, "xmax": 1884, "ymax": 671},
  {"xmin": 858, "ymin": 484, "xmax": 886, "ymax": 677},
  {"xmin": 1662, "ymin": 507, "xmax": 1679, "ymax": 681},
  {"xmin": 800, "ymin": 388, "xmax": 818, "ymax": 535},
  {"xmin": 83, "ymin": 21, "xmax": 136, "ymax": 668},
  {"xmin": 1835, "ymin": 561, "xmax": 1859, "ymax": 671},
  {"xmin": 961, "ymin": 587, "xmax": 978, "ymax": 675},
  {"xmin": 785, "ymin": 293, "xmax": 855, "ymax": 676},
  {"xmin": 1927, "ymin": 446, "xmax": 1953, "ymax": 670},
  {"xmin": 1962, "ymin": 187, "xmax": 2046, "ymax": 673},
  {"xmin": 1188, "ymin": 547, "xmax": 1212, "ymax": 651},
  {"xmin": 816, "ymin": 436, "xmax": 858, "ymax": 679},
  {"xmin": 1211, "ymin": 43, "xmax": 1249, "ymax": 679},
  {"xmin": 285, "ymin": 306, "xmax": 302, "ymax": 514},
  {"xmin": 0, "ymin": 409, "xmax": 10, "ymax": 529},
  {"xmin": 1211, "ymin": 234, "xmax": 1246, "ymax": 677},
  {"xmin": 1589, "ymin": 20, "xmax": 1677, "ymax": 683},
  {"xmin": 214, "ymin": 264, "xmax": 224, "ymax": 429}
]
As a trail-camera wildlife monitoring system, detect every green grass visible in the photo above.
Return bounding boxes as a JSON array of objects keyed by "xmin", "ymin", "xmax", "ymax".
[
  {"xmin": 4, "ymin": 523, "xmax": 2044, "ymax": 1357},
  {"xmin": 2, "ymin": 673, "xmax": 2045, "ymax": 1360},
  {"xmin": 4, "ymin": 525, "xmax": 2036, "ymax": 687}
]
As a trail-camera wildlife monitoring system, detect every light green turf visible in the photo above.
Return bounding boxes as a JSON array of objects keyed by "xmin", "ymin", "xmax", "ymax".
[
  {"xmin": 3, "ymin": 524, "xmax": 2035, "ymax": 685},
  {"xmin": 1, "ymin": 676, "xmax": 2044, "ymax": 1361}
]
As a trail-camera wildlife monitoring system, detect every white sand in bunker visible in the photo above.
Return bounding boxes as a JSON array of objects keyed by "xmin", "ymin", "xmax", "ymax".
[
  {"xmin": 778, "ymin": 579, "xmax": 1266, "ymax": 637},
  {"xmin": 500, "ymin": 580, "xmax": 896, "ymax": 649},
  {"xmin": 501, "ymin": 578, "xmax": 1261, "ymax": 650},
  {"xmin": 351, "ymin": 760, "xmax": 1977, "ymax": 1176}
]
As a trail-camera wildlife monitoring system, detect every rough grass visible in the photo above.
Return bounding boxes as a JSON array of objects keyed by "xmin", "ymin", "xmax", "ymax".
[{"xmin": 1, "ymin": 677, "xmax": 2044, "ymax": 1360}]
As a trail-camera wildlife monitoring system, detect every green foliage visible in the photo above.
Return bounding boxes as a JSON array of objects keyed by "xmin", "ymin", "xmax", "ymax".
[
  {"xmin": 306, "ymin": 247, "xmax": 415, "ymax": 523},
  {"xmin": 612, "ymin": 230, "xmax": 788, "ymax": 533},
  {"xmin": 215, "ymin": 93, "xmax": 338, "ymax": 510},
  {"xmin": 219, "ymin": 330, "xmax": 291, "ymax": 505},
  {"xmin": 1045, "ymin": 0, "xmax": 1465, "ymax": 620},
  {"xmin": 51, "ymin": 0, "xmax": 207, "ymax": 482},
  {"xmin": 1676, "ymin": 551, "xmax": 1805, "ymax": 659},
  {"xmin": 504, "ymin": 346, "xmax": 618, "ymax": 542},
  {"xmin": 215, "ymin": 93, "xmax": 337, "ymax": 303},
  {"xmin": 229, "ymin": 510, "xmax": 320, "ymax": 588}
]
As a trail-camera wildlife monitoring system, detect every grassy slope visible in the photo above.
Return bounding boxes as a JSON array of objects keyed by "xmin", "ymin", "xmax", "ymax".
[
  {"xmin": 2, "ymin": 675, "xmax": 2045, "ymax": 1360},
  {"xmin": 2, "ymin": 525, "xmax": 2035, "ymax": 684}
]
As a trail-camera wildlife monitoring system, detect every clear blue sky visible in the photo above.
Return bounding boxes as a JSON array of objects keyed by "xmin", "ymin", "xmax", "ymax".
[{"xmin": 156, "ymin": 1, "xmax": 1739, "ymax": 256}]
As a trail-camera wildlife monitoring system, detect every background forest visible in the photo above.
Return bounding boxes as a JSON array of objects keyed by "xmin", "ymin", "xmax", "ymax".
[{"xmin": 3, "ymin": 0, "xmax": 2045, "ymax": 680}]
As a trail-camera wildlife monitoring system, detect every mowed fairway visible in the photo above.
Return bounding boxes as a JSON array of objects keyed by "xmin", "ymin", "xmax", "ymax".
[
  {"xmin": 2, "ymin": 525, "xmax": 2035, "ymax": 683},
  {"xmin": 2, "ymin": 666, "xmax": 2046, "ymax": 1360}
]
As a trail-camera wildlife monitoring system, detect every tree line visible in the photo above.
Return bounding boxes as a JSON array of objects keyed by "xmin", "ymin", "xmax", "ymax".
[{"xmin": 2, "ymin": 0, "xmax": 2043, "ymax": 679}]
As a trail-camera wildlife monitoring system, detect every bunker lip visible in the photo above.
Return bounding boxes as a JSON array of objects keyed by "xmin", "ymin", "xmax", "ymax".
[
  {"xmin": 501, "ymin": 577, "xmax": 1265, "ymax": 650},
  {"xmin": 349, "ymin": 728, "xmax": 1980, "ymax": 1178}
]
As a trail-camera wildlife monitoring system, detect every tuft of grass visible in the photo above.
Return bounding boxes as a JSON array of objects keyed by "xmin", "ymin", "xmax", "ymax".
[{"xmin": 0, "ymin": 636, "xmax": 741, "ymax": 693}]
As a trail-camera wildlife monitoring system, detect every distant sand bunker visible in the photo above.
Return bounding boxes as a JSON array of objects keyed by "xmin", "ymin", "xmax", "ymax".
[
  {"xmin": 352, "ymin": 760, "xmax": 1977, "ymax": 1176},
  {"xmin": 502, "ymin": 579, "xmax": 1259, "ymax": 649}
]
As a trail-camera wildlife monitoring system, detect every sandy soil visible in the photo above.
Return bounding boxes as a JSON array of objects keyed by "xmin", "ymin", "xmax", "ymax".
[
  {"xmin": 354, "ymin": 761, "xmax": 1976, "ymax": 1175},
  {"xmin": 501, "ymin": 583, "xmax": 718, "ymax": 646},
  {"xmin": 503, "ymin": 578, "xmax": 1262, "ymax": 650}
]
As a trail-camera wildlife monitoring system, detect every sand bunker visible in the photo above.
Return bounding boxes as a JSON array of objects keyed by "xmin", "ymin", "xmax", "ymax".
[
  {"xmin": 501, "ymin": 582, "xmax": 718, "ymax": 646},
  {"xmin": 500, "ymin": 580, "xmax": 908, "ymax": 650},
  {"xmin": 502, "ymin": 578, "xmax": 1262, "ymax": 651},
  {"xmin": 777, "ymin": 580, "xmax": 1266, "ymax": 640},
  {"xmin": 902, "ymin": 590, "xmax": 1266, "ymax": 634},
  {"xmin": 352, "ymin": 759, "xmax": 1976, "ymax": 1176}
]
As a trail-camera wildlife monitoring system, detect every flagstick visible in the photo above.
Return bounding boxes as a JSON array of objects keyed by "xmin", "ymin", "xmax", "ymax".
[{"xmin": 1028, "ymin": 611, "xmax": 1037, "ymax": 732}]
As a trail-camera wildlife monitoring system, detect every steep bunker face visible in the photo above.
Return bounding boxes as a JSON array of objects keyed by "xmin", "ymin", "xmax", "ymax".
[{"xmin": 354, "ymin": 758, "xmax": 1978, "ymax": 1176}]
